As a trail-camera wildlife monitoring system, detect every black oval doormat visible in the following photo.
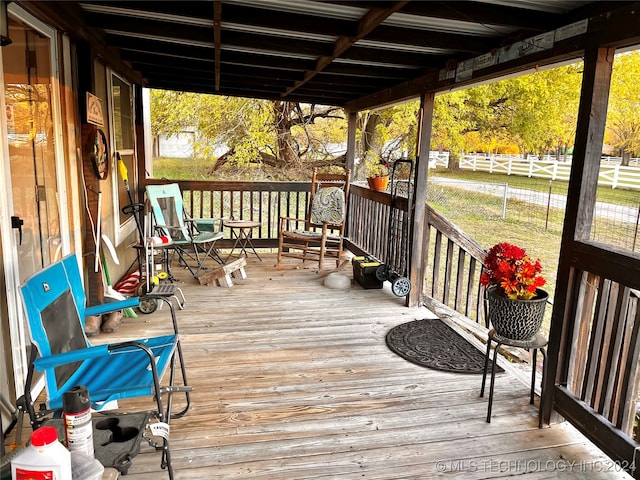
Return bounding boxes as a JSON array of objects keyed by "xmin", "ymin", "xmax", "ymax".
[{"xmin": 385, "ymin": 318, "xmax": 503, "ymax": 374}]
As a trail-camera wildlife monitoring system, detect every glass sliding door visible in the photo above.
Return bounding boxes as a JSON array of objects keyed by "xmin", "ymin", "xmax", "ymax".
[
  {"xmin": 1, "ymin": 6, "xmax": 66, "ymax": 401},
  {"xmin": 5, "ymin": 15, "xmax": 61, "ymax": 281}
]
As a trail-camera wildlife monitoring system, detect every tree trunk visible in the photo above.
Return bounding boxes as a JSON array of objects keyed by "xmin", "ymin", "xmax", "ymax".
[
  {"xmin": 273, "ymin": 101, "xmax": 300, "ymax": 167},
  {"xmin": 448, "ymin": 151, "xmax": 460, "ymax": 170},
  {"xmin": 362, "ymin": 112, "xmax": 382, "ymax": 157},
  {"xmin": 622, "ymin": 150, "xmax": 631, "ymax": 166}
]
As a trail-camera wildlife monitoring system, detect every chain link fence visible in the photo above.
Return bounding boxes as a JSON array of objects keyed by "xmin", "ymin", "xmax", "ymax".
[{"xmin": 427, "ymin": 177, "xmax": 640, "ymax": 254}]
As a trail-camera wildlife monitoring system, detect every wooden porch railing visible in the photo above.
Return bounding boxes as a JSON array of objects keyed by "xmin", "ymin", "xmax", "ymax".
[
  {"xmin": 556, "ymin": 259, "xmax": 640, "ymax": 446},
  {"xmin": 344, "ymin": 183, "xmax": 489, "ymax": 326},
  {"xmin": 423, "ymin": 207, "xmax": 487, "ymax": 325},
  {"xmin": 145, "ymin": 179, "xmax": 488, "ymax": 326},
  {"xmin": 346, "ymin": 184, "xmax": 407, "ymax": 262},
  {"xmin": 143, "ymin": 179, "xmax": 311, "ymax": 249}
]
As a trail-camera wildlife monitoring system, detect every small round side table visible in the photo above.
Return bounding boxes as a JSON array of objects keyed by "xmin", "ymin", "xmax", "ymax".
[
  {"xmin": 480, "ymin": 329, "xmax": 548, "ymax": 426},
  {"xmin": 223, "ymin": 220, "xmax": 262, "ymax": 262}
]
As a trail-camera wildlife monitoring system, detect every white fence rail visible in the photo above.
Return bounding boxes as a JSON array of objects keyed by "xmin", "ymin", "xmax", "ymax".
[
  {"xmin": 459, "ymin": 155, "xmax": 640, "ymax": 190},
  {"xmin": 428, "ymin": 151, "xmax": 449, "ymax": 169}
]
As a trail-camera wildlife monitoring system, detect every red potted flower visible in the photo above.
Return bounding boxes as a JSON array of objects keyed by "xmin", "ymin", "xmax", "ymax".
[
  {"xmin": 480, "ymin": 242, "xmax": 548, "ymax": 340},
  {"xmin": 480, "ymin": 242, "xmax": 546, "ymax": 300}
]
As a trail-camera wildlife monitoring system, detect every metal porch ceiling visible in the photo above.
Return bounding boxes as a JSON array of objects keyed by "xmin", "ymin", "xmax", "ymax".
[{"xmin": 47, "ymin": 1, "xmax": 639, "ymax": 106}]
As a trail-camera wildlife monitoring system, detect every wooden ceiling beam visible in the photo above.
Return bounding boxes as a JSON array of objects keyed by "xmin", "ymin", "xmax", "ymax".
[
  {"xmin": 282, "ymin": 1, "xmax": 409, "ymax": 98},
  {"xmin": 219, "ymin": 51, "xmax": 317, "ymax": 72},
  {"xmin": 122, "ymin": 52, "xmax": 214, "ymax": 69},
  {"xmin": 219, "ymin": 3, "xmax": 352, "ymax": 38},
  {"xmin": 107, "ymin": 36, "xmax": 213, "ymax": 59},
  {"xmin": 313, "ymin": 73, "xmax": 393, "ymax": 88},
  {"xmin": 131, "ymin": 68, "xmax": 303, "ymax": 89},
  {"xmin": 83, "ymin": 12, "xmax": 212, "ymax": 43},
  {"xmin": 121, "ymin": 49, "xmax": 317, "ymax": 74},
  {"xmin": 323, "ymin": 62, "xmax": 415, "ymax": 79},
  {"xmin": 344, "ymin": 46, "xmax": 442, "ymax": 68},
  {"xmin": 139, "ymin": 64, "xmax": 302, "ymax": 83},
  {"xmin": 222, "ymin": 30, "xmax": 332, "ymax": 57},
  {"xmin": 367, "ymin": 25, "xmax": 496, "ymax": 54},
  {"xmin": 146, "ymin": 81, "xmax": 351, "ymax": 105}
]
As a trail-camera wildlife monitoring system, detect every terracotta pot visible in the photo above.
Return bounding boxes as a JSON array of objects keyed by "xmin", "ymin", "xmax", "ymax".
[
  {"xmin": 487, "ymin": 286, "xmax": 548, "ymax": 340},
  {"xmin": 367, "ymin": 175, "xmax": 389, "ymax": 191}
]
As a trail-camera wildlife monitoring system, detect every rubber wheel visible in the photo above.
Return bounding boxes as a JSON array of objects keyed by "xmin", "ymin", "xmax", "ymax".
[
  {"xmin": 137, "ymin": 297, "xmax": 158, "ymax": 314},
  {"xmin": 375, "ymin": 264, "xmax": 387, "ymax": 282},
  {"xmin": 135, "ymin": 281, "xmax": 149, "ymax": 297},
  {"xmin": 391, "ymin": 277, "xmax": 411, "ymax": 297}
]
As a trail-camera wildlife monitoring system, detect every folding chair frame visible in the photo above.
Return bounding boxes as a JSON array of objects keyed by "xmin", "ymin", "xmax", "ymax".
[
  {"xmin": 16, "ymin": 255, "xmax": 192, "ymax": 479},
  {"xmin": 146, "ymin": 183, "xmax": 225, "ymax": 278}
]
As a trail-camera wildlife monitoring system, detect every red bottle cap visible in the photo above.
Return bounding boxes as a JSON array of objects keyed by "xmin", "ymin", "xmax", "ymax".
[{"xmin": 31, "ymin": 426, "xmax": 59, "ymax": 446}]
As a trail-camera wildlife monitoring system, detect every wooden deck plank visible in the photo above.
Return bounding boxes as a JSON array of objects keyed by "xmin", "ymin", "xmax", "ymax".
[{"xmin": 91, "ymin": 254, "xmax": 631, "ymax": 479}]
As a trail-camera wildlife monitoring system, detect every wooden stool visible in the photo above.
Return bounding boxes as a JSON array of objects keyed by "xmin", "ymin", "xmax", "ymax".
[
  {"xmin": 197, "ymin": 257, "xmax": 247, "ymax": 287},
  {"xmin": 480, "ymin": 329, "xmax": 548, "ymax": 426}
]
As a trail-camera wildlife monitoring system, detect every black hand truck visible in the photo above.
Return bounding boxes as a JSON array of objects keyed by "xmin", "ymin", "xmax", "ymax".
[{"xmin": 375, "ymin": 158, "xmax": 415, "ymax": 297}]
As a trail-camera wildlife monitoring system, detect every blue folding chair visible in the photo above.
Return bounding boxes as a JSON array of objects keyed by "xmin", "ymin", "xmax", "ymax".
[
  {"xmin": 18, "ymin": 254, "xmax": 191, "ymax": 479},
  {"xmin": 146, "ymin": 183, "xmax": 224, "ymax": 278}
]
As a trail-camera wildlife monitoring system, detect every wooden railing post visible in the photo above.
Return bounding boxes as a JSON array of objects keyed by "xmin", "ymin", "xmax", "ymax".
[{"xmin": 409, "ymin": 91, "xmax": 435, "ymax": 307}]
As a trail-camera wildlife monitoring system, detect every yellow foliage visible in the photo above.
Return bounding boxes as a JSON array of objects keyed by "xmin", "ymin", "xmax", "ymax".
[{"xmin": 464, "ymin": 131, "xmax": 520, "ymax": 155}]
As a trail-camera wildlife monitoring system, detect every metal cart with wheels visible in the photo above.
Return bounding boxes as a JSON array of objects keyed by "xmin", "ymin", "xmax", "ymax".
[
  {"xmin": 375, "ymin": 158, "xmax": 415, "ymax": 297},
  {"xmin": 134, "ymin": 215, "xmax": 186, "ymax": 315}
]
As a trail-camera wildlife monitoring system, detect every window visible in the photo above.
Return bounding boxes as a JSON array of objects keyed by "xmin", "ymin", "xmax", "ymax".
[{"xmin": 110, "ymin": 74, "xmax": 136, "ymax": 238}]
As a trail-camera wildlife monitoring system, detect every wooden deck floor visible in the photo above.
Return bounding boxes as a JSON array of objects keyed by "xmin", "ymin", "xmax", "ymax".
[{"xmin": 93, "ymin": 254, "xmax": 630, "ymax": 479}]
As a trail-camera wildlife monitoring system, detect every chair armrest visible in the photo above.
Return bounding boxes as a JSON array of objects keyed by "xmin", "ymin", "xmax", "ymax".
[
  {"xmin": 279, "ymin": 216, "xmax": 306, "ymax": 230},
  {"xmin": 85, "ymin": 297, "xmax": 140, "ymax": 317},
  {"xmin": 152, "ymin": 224, "xmax": 184, "ymax": 241},
  {"xmin": 34, "ymin": 344, "xmax": 111, "ymax": 370},
  {"xmin": 194, "ymin": 217, "xmax": 225, "ymax": 233},
  {"xmin": 154, "ymin": 223, "xmax": 181, "ymax": 231},
  {"xmin": 34, "ymin": 338, "xmax": 168, "ymax": 371},
  {"xmin": 184, "ymin": 210, "xmax": 224, "ymax": 233}
]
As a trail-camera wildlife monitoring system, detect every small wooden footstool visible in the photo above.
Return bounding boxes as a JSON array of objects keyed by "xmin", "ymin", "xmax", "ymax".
[{"xmin": 197, "ymin": 257, "xmax": 247, "ymax": 287}]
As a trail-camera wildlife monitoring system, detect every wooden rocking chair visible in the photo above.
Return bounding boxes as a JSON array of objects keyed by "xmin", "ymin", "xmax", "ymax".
[{"xmin": 277, "ymin": 168, "xmax": 350, "ymax": 271}]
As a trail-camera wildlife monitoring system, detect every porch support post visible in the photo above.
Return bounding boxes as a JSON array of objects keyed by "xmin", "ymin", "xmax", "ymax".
[
  {"xmin": 345, "ymin": 110, "xmax": 357, "ymax": 173},
  {"xmin": 77, "ymin": 41, "xmax": 103, "ymax": 306},
  {"xmin": 541, "ymin": 46, "xmax": 614, "ymax": 425},
  {"xmin": 408, "ymin": 91, "xmax": 434, "ymax": 307}
]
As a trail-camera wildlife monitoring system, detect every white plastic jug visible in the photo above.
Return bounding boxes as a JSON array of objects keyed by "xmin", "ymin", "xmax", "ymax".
[{"xmin": 11, "ymin": 425, "xmax": 72, "ymax": 480}]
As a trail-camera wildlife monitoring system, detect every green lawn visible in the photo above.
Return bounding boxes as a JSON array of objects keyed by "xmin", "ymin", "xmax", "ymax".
[{"xmin": 153, "ymin": 157, "xmax": 219, "ymax": 180}]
